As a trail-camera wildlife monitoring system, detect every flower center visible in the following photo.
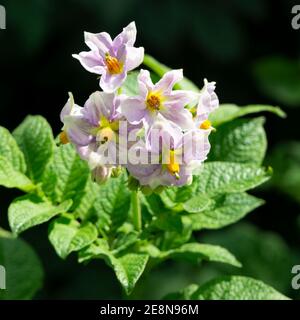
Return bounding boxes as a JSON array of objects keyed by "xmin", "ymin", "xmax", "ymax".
[
  {"xmin": 105, "ymin": 53, "xmax": 123, "ymax": 74},
  {"xmin": 98, "ymin": 127, "xmax": 116, "ymax": 144},
  {"xmin": 167, "ymin": 150, "xmax": 180, "ymax": 180},
  {"xmin": 91, "ymin": 116, "xmax": 119, "ymax": 144},
  {"xmin": 200, "ymin": 119, "xmax": 212, "ymax": 130},
  {"xmin": 59, "ymin": 131, "xmax": 69, "ymax": 145},
  {"xmin": 147, "ymin": 92, "xmax": 162, "ymax": 110}
]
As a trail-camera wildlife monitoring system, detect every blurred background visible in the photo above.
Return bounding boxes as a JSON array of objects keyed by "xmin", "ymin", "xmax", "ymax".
[{"xmin": 0, "ymin": 0, "xmax": 300, "ymax": 299}]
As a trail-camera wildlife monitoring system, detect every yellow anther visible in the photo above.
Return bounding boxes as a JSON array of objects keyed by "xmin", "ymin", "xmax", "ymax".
[
  {"xmin": 98, "ymin": 127, "xmax": 116, "ymax": 144},
  {"xmin": 59, "ymin": 131, "xmax": 69, "ymax": 144},
  {"xmin": 200, "ymin": 119, "xmax": 212, "ymax": 130},
  {"xmin": 105, "ymin": 53, "xmax": 123, "ymax": 74},
  {"xmin": 147, "ymin": 92, "xmax": 162, "ymax": 110},
  {"xmin": 167, "ymin": 150, "xmax": 180, "ymax": 178}
]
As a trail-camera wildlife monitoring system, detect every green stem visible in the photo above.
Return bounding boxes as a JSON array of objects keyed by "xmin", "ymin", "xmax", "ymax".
[
  {"xmin": 131, "ymin": 190, "xmax": 142, "ymax": 231},
  {"xmin": 143, "ymin": 54, "xmax": 169, "ymax": 78}
]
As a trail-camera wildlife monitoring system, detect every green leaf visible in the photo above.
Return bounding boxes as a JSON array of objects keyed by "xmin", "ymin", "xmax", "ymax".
[
  {"xmin": 8, "ymin": 194, "xmax": 72, "ymax": 235},
  {"xmin": 111, "ymin": 231, "xmax": 139, "ymax": 255},
  {"xmin": 48, "ymin": 215, "xmax": 98, "ymax": 259},
  {"xmin": 0, "ymin": 126, "xmax": 27, "ymax": 173},
  {"xmin": 208, "ymin": 117, "xmax": 267, "ymax": 165},
  {"xmin": 201, "ymin": 222, "xmax": 296, "ymax": 293},
  {"xmin": 160, "ymin": 243, "xmax": 241, "ymax": 267},
  {"xmin": 0, "ymin": 232, "xmax": 44, "ymax": 299},
  {"xmin": 182, "ymin": 194, "xmax": 212, "ymax": 213},
  {"xmin": 95, "ymin": 173, "xmax": 131, "ymax": 231},
  {"xmin": 0, "ymin": 156, "xmax": 34, "ymax": 192},
  {"xmin": 143, "ymin": 54, "xmax": 199, "ymax": 92},
  {"xmin": 253, "ymin": 56, "xmax": 300, "ymax": 107},
  {"xmin": 161, "ymin": 216, "xmax": 193, "ymax": 250},
  {"xmin": 73, "ymin": 178, "xmax": 103, "ymax": 221},
  {"xmin": 188, "ymin": 193, "xmax": 264, "ymax": 230},
  {"xmin": 190, "ymin": 276, "xmax": 289, "ymax": 300},
  {"xmin": 13, "ymin": 116, "xmax": 55, "ymax": 182},
  {"xmin": 42, "ymin": 144, "xmax": 90, "ymax": 209},
  {"xmin": 79, "ymin": 239, "xmax": 149, "ymax": 295},
  {"xmin": 194, "ymin": 162, "xmax": 272, "ymax": 196},
  {"xmin": 120, "ymin": 71, "xmax": 140, "ymax": 96},
  {"xmin": 160, "ymin": 183, "xmax": 197, "ymax": 210},
  {"xmin": 267, "ymin": 142, "xmax": 300, "ymax": 203},
  {"xmin": 164, "ymin": 284, "xmax": 199, "ymax": 300},
  {"xmin": 209, "ymin": 104, "xmax": 286, "ymax": 127}
]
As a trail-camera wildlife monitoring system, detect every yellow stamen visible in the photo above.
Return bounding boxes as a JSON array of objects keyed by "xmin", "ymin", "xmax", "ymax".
[
  {"xmin": 147, "ymin": 91, "xmax": 163, "ymax": 110},
  {"xmin": 98, "ymin": 127, "xmax": 116, "ymax": 144},
  {"xmin": 59, "ymin": 131, "xmax": 69, "ymax": 144},
  {"xmin": 105, "ymin": 53, "xmax": 123, "ymax": 74},
  {"xmin": 200, "ymin": 119, "xmax": 212, "ymax": 130},
  {"xmin": 167, "ymin": 150, "xmax": 180, "ymax": 178}
]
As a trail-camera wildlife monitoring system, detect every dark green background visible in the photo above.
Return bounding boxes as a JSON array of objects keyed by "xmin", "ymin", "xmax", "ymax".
[{"xmin": 0, "ymin": 0, "xmax": 300, "ymax": 299}]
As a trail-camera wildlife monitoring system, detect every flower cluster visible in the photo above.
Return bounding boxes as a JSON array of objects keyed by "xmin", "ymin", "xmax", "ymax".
[{"xmin": 60, "ymin": 22, "xmax": 219, "ymax": 190}]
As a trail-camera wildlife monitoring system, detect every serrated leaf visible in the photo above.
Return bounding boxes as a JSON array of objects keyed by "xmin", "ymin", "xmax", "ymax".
[
  {"xmin": 208, "ymin": 117, "xmax": 267, "ymax": 165},
  {"xmin": 209, "ymin": 104, "xmax": 286, "ymax": 127},
  {"xmin": 0, "ymin": 126, "xmax": 27, "ymax": 173},
  {"xmin": 188, "ymin": 193, "xmax": 264, "ymax": 230},
  {"xmin": 141, "ymin": 193, "xmax": 166, "ymax": 215},
  {"xmin": 13, "ymin": 116, "xmax": 55, "ymax": 182},
  {"xmin": 48, "ymin": 215, "xmax": 98, "ymax": 259},
  {"xmin": 79, "ymin": 239, "xmax": 149, "ymax": 295},
  {"xmin": 202, "ymin": 222, "xmax": 295, "ymax": 293},
  {"xmin": 0, "ymin": 232, "xmax": 44, "ymax": 299},
  {"xmin": 160, "ymin": 243, "xmax": 241, "ymax": 267},
  {"xmin": 194, "ymin": 162, "xmax": 271, "ymax": 196},
  {"xmin": 42, "ymin": 144, "xmax": 90, "ymax": 209},
  {"xmin": 190, "ymin": 276, "xmax": 289, "ymax": 300},
  {"xmin": 143, "ymin": 54, "xmax": 199, "ymax": 92},
  {"xmin": 182, "ymin": 194, "xmax": 212, "ymax": 213},
  {"xmin": 161, "ymin": 216, "xmax": 193, "ymax": 250},
  {"xmin": 8, "ymin": 194, "xmax": 72, "ymax": 235},
  {"xmin": 0, "ymin": 156, "xmax": 34, "ymax": 192},
  {"xmin": 95, "ymin": 173, "xmax": 131, "ymax": 231},
  {"xmin": 73, "ymin": 178, "xmax": 103, "ymax": 221},
  {"xmin": 111, "ymin": 231, "xmax": 139, "ymax": 255},
  {"xmin": 267, "ymin": 142, "xmax": 300, "ymax": 203},
  {"xmin": 164, "ymin": 284, "xmax": 199, "ymax": 300},
  {"xmin": 160, "ymin": 183, "xmax": 197, "ymax": 210}
]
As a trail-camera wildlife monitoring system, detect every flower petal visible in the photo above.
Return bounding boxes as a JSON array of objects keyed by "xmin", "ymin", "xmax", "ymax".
[
  {"xmin": 72, "ymin": 51, "xmax": 105, "ymax": 74},
  {"xmin": 121, "ymin": 97, "xmax": 146, "ymax": 124},
  {"xmin": 113, "ymin": 21, "xmax": 137, "ymax": 48},
  {"xmin": 160, "ymin": 104, "xmax": 194, "ymax": 130},
  {"xmin": 138, "ymin": 69, "xmax": 154, "ymax": 95},
  {"xmin": 100, "ymin": 71, "xmax": 127, "ymax": 93},
  {"xmin": 65, "ymin": 116, "xmax": 93, "ymax": 146},
  {"xmin": 83, "ymin": 91, "xmax": 116, "ymax": 126},
  {"xmin": 196, "ymin": 79, "xmax": 219, "ymax": 121},
  {"xmin": 84, "ymin": 31, "xmax": 113, "ymax": 57},
  {"xmin": 125, "ymin": 46, "xmax": 144, "ymax": 71},
  {"xmin": 164, "ymin": 90, "xmax": 198, "ymax": 108},
  {"xmin": 154, "ymin": 69, "xmax": 183, "ymax": 93}
]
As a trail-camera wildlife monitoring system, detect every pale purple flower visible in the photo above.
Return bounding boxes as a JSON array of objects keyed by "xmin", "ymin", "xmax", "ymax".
[
  {"xmin": 195, "ymin": 79, "xmax": 219, "ymax": 130},
  {"xmin": 72, "ymin": 22, "xmax": 144, "ymax": 93},
  {"xmin": 60, "ymin": 91, "xmax": 123, "ymax": 167},
  {"xmin": 126, "ymin": 116, "xmax": 210, "ymax": 189},
  {"xmin": 121, "ymin": 69, "xmax": 196, "ymax": 131}
]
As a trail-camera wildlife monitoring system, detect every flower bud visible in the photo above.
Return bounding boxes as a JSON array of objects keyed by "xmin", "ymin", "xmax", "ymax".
[{"xmin": 92, "ymin": 165, "xmax": 112, "ymax": 185}]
